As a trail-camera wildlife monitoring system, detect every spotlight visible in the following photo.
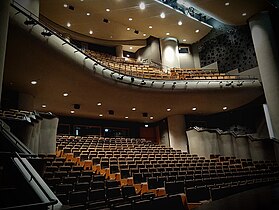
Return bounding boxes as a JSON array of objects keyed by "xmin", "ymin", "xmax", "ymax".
[
  {"xmin": 102, "ymin": 67, "xmax": 107, "ymax": 72},
  {"xmin": 84, "ymin": 56, "xmax": 89, "ymax": 60},
  {"xmin": 24, "ymin": 19, "xmax": 36, "ymax": 25},
  {"xmin": 131, "ymin": 77, "xmax": 134, "ymax": 83},
  {"xmin": 103, "ymin": 18, "xmax": 109, "ymax": 23},
  {"xmin": 41, "ymin": 31, "xmax": 52, "ymax": 37},
  {"xmin": 237, "ymin": 81, "xmax": 244, "ymax": 86},
  {"xmin": 134, "ymin": 30, "xmax": 139, "ymax": 34},
  {"xmin": 110, "ymin": 72, "xmax": 115, "ymax": 77},
  {"xmin": 141, "ymin": 80, "xmax": 146, "ymax": 85},
  {"xmin": 117, "ymin": 75, "xmax": 124, "ymax": 80},
  {"xmin": 225, "ymin": 81, "xmax": 233, "ymax": 86}
]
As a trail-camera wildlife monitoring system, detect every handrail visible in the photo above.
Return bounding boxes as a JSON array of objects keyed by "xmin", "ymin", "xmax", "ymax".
[
  {"xmin": 0, "ymin": 120, "xmax": 34, "ymax": 155},
  {"xmin": 9, "ymin": 152, "xmax": 58, "ymax": 209},
  {"xmin": 187, "ymin": 126, "xmax": 279, "ymax": 144}
]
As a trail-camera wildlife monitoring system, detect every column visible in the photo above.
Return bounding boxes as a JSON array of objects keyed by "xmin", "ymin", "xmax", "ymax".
[
  {"xmin": 167, "ymin": 115, "xmax": 188, "ymax": 152},
  {"xmin": 249, "ymin": 12, "xmax": 279, "ymax": 140},
  {"xmin": 160, "ymin": 37, "xmax": 180, "ymax": 72},
  {"xmin": 116, "ymin": 45, "xmax": 123, "ymax": 58},
  {"xmin": 0, "ymin": 0, "xmax": 10, "ymax": 106}
]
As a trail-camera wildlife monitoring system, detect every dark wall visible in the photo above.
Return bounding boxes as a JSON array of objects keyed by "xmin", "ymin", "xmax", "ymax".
[{"xmin": 194, "ymin": 19, "xmax": 258, "ymax": 72}]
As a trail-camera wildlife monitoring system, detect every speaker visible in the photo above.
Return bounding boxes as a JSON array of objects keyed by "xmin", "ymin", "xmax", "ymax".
[
  {"xmin": 142, "ymin": 112, "xmax": 148, "ymax": 117},
  {"xmin": 108, "ymin": 110, "xmax": 114, "ymax": 115},
  {"xmin": 74, "ymin": 104, "xmax": 80, "ymax": 109}
]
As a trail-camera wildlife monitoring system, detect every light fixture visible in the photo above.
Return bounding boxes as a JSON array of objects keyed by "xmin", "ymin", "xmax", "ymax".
[
  {"xmin": 31, "ymin": 80, "xmax": 37, "ymax": 85},
  {"xmin": 89, "ymin": 30, "xmax": 93, "ymax": 34},
  {"xmin": 143, "ymin": 33, "xmax": 146, "ymax": 36},
  {"xmin": 106, "ymin": 8, "xmax": 110, "ymax": 12},
  {"xmin": 167, "ymin": 108, "xmax": 171, "ymax": 112},
  {"xmin": 139, "ymin": 2, "xmax": 146, "ymax": 10},
  {"xmin": 67, "ymin": 22, "xmax": 71, "ymax": 27},
  {"xmin": 178, "ymin": 20, "xmax": 183, "ymax": 25},
  {"xmin": 127, "ymin": 27, "xmax": 131, "ymax": 31},
  {"xmin": 63, "ymin": 92, "xmax": 69, "ymax": 97},
  {"xmin": 132, "ymin": 107, "xmax": 136, "ymax": 111},
  {"xmin": 134, "ymin": 30, "xmax": 139, "ymax": 34},
  {"xmin": 97, "ymin": 102, "xmax": 102, "ymax": 106},
  {"xmin": 129, "ymin": 47, "xmax": 133, "ymax": 50},
  {"xmin": 125, "ymin": 116, "xmax": 129, "ymax": 119},
  {"xmin": 70, "ymin": 110, "xmax": 75, "ymax": 114},
  {"xmin": 166, "ymin": 32, "xmax": 170, "ymax": 35},
  {"xmin": 24, "ymin": 19, "xmax": 36, "ymax": 26},
  {"xmin": 63, "ymin": 4, "xmax": 68, "ymax": 8},
  {"xmin": 99, "ymin": 114, "xmax": 103, "ymax": 117},
  {"xmin": 41, "ymin": 31, "xmax": 52, "ymax": 37},
  {"xmin": 149, "ymin": 25, "xmax": 152, "ymax": 29},
  {"xmin": 127, "ymin": 54, "xmax": 130, "ymax": 57},
  {"xmin": 42, "ymin": 104, "xmax": 47, "ymax": 108},
  {"xmin": 141, "ymin": 80, "xmax": 146, "ymax": 85},
  {"xmin": 131, "ymin": 77, "xmax": 135, "ymax": 83},
  {"xmin": 144, "ymin": 124, "xmax": 149, "ymax": 128},
  {"xmin": 117, "ymin": 75, "xmax": 124, "ymax": 80},
  {"xmin": 129, "ymin": 17, "xmax": 133, "ymax": 21},
  {"xmin": 195, "ymin": 29, "xmax": 200, "ymax": 33},
  {"xmin": 225, "ymin": 2, "xmax": 230, "ymax": 6},
  {"xmin": 183, "ymin": 39, "xmax": 186, "ymax": 42},
  {"xmin": 86, "ymin": 12, "xmax": 90, "ymax": 16},
  {"xmin": 192, "ymin": 107, "xmax": 197, "ymax": 111},
  {"xmin": 242, "ymin": 12, "xmax": 247, "ymax": 16},
  {"xmin": 223, "ymin": 106, "xmax": 228, "ymax": 110},
  {"xmin": 160, "ymin": 12, "xmax": 166, "ymax": 19},
  {"xmin": 103, "ymin": 18, "xmax": 109, "ymax": 23},
  {"xmin": 150, "ymin": 116, "xmax": 154, "ymax": 120}
]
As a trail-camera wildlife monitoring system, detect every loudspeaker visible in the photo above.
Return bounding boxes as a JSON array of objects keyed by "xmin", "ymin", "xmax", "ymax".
[
  {"xmin": 142, "ymin": 112, "xmax": 148, "ymax": 117},
  {"xmin": 74, "ymin": 104, "xmax": 80, "ymax": 109},
  {"xmin": 108, "ymin": 110, "xmax": 114, "ymax": 115}
]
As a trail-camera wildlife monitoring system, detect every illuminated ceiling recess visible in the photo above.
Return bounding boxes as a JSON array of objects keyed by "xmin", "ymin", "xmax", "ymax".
[{"xmin": 39, "ymin": 0, "xmax": 213, "ymax": 47}]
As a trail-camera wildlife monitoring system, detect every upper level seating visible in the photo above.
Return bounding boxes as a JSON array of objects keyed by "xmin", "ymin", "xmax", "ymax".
[
  {"xmin": 0, "ymin": 109, "xmax": 39, "ymax": 123},
  {"xmin": 84, "ymin": 50, "xmax": 239, "ymax": 81},
  {"xmin": 41, "ymin": 135, "xmax": 279, "ymax": 209}
]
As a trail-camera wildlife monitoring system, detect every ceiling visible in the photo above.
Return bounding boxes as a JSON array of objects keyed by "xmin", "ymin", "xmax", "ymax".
[{"xmin": 39, "ymin": 0, "xmax": 273, "ymax": 52}]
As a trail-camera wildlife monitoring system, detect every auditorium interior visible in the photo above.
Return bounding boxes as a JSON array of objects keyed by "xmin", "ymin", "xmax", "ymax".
[{"xmin": 1, "ymin": 0, "xmax": 279, "ymax": 209}]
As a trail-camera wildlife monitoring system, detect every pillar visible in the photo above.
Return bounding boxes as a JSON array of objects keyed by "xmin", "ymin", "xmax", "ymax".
[
  {"xmin": 167, "ymin": 115, "xmax": 188, "ymax": 152},
  {"xmin": 160, "ymin": 37, "xmax": 180, "ymax": 72},
  {"xmin": 0, "ymin": 0, "xmax": 10, "ymax": 106},
  {"xmin": 249, "ymin": 12, "xmax": 279, "ymax": 140},
  {"xmin": 116, "ymin": 45, "xmax": 123, "ymax": 58}
]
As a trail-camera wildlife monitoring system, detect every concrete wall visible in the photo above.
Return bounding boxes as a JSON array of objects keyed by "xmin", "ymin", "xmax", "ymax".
[
  {"xmin": 179, "ymin": 52, "xmax": 195, "ymax": 68},
  {"xmin": 186, "ymin": 128, "xmax": 276, "ymax": 161},
  {"xmin": 136, "ymin": 37, "xmax": 161, "ymax": 64},
  {"xmin": 160, "ymin": 37, "xmax": 180, "ymax": 70}
]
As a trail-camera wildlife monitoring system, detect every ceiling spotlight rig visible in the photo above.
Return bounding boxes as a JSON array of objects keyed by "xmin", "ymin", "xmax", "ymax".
[{"xmin": 41, "ymin": 30, "xmax": 52, "ymax": 37}]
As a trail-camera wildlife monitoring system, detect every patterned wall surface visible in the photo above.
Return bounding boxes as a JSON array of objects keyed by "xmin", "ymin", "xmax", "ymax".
[{"xmin": 195, "ymin": 21, "xmax": 258, "ymax": 73}]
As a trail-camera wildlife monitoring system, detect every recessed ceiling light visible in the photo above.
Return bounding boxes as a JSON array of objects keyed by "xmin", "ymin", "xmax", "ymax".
[
  {"xmin": 150, "ymin": 116, "xmax": 154, "ymax": 120},
  {"xmin": 99, "ymin": 114, "xmax": 103, "ymax": 117},
  {"xmin": 63, "ymin": 4, "xmax": 68, "ymax": 8},
  {"xmin": 106, "ymin": 8, "xmax": 110, "ymax": 12},
  {"xmin": 128, "ymin": 17, "xmax": 133, "ymax": 21},
  {"xmin": 144, "ymin": 124, "xmax": 149, "ymax": 128},
  {"xmin": 132, "ymin": 107, "xmax": 136, "ymax": 111},
  {"xmin": 223, "ymin": 106, "xmax": 228, "ymax": 110},
  {"xmin": 195, "ymin": 29, "xmax": 200, "ymax": 33},
  {"xmin": 149, "ymin": 25, "xmax": 152, "ymax": 29},
  {"xmin": 242, "ymin": 12, "xmax": 247, "ymax": 16},
  {"xmin": 63, "ymin": 92, "xmax": 69, "ymax": 97},
  {"xmin": 80, "ymin": 0, "xmax": 84, "ymax": 2},
  {"xmin": 160, "ymin": 12, "xmax": 166, "ymax": 19},
  {"xmin": 167, "ymin": 108, "xmax": 171, "ymax": 112},
  {"xmin": 192, "ymin": 107, "xmax": 197, "ymax": 111},
  {"xmin": 42, "ymin": 104, "xmax": 46, "ymax": 108},
  {"xmin": 225, "ymin": 2, "xmax": 230, "ymax": 6},
  {"xmin": 70, "ymin": 110, "xmax": 75, "ymax": 114},
  {"xmin": 178, "ymin": 20, "xmax": 182, "ymax": 25},
  {"xmin": 127, "ymin": 54, "xmax": 130, "ymax": 57},
  {"xmin": 127, "ymin": 27, "xmax": 131, "ymax": 31},
  {"xmin": 86, "ymin": 12, "xmax": 90, "ymax": 16},
  {"xmin": 166, "ymin": 32, "xmax": 170, "ymax": 35},
  {"xmin": 183, "ymin": 39, "xmax": 186, "ymax": 42},
  {"xmin": 97, "ymin": 102, "xmax": 102, "ymax": 106},
  {"xmin": 67, "ymin": 22, "xmax": 71, "ymax": 27},
  {"xmin": 129, "ymin": 46, "xmax": 133, "ymax": 50},
  {"xmin": 139, "ymin": 2, "xmax": 146, "ymax": 10},
  {"xmin": 143, "ymin": 33, "xmax": 146, "ymax": 36},
  {"xmin": 89, "ymin": 30, "xmax": 93, "ymax": 34},
  {"xmin": 110, "ymin": 35, "xmax": 113, "ymax": 38},
  {"xmin": 31, "ymin": 80, "xmax": 37, "ymax": 85},
  {"xmin": 125, "ymin": 116, "xmax": 129, "ymax": 119}
]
